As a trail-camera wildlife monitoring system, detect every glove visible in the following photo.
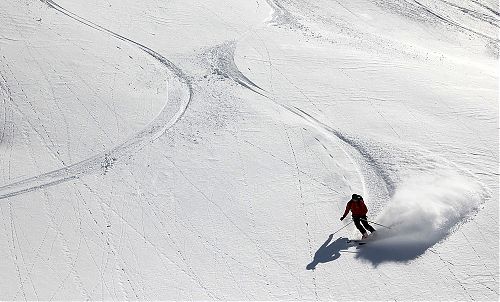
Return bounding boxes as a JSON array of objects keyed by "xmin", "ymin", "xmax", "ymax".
[{"xmin": 340, "ymin": 216, "xmax": 345, "ymax": 221}]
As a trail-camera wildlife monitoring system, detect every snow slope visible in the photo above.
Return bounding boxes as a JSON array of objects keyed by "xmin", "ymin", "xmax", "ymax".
[{"xmin": 0, "ymin": 0, "xmax": 498, "ymax": 300}]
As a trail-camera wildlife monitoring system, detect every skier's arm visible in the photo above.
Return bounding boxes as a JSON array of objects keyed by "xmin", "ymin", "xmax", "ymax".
[{"xmin": 340, "ymin": 202, "xmax": 351, "ymax": 220}]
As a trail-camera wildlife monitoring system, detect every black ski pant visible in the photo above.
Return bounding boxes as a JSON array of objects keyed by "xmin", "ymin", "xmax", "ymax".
[{"xmin": 352, "ymin": 215, "xmax": 375, "ymax": 234}]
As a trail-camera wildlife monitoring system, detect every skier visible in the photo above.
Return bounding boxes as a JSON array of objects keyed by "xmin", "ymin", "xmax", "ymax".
[{"xmin": 340, "ymin": 194, "xmax": 376, "ymax": 239}]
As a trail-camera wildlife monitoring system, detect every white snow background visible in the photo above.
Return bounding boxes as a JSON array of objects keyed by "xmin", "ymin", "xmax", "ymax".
[{"xmin": 0, "ymin": 0, "xmax": 498, "ymax": 300}]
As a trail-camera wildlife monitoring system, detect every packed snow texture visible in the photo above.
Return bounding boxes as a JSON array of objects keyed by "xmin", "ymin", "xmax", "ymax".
[{"xmin": 0, "ymin": 0, "xmax": 498, "ymax": 300}]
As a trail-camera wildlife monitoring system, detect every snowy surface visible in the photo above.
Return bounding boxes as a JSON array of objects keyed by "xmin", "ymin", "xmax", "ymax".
[{"xmin": 0, "ymin": 0, "xmax": 498, "ymax": 300}]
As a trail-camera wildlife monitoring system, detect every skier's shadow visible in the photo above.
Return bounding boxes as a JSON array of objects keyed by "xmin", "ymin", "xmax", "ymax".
[{"xmin": 306, "ymin": 234, "xmax": 353, "ymax": 270}]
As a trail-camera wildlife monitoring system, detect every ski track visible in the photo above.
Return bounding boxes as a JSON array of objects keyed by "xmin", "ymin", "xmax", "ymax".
[
  {"xmin": 1, "ymin": 0, "xmax": 497, "ymax": 299},
  {"xmin": 266, "ymin": 0, "xmax": 499, "ymax": 51},
  {"xmin": 220, "ymin": 1, "xmax": 493, "ymax": 259},
  {"xmin": 409, "ymin": 0, "xmax": 499, "ymax": 41},
  {"xmin": 0, "ymin": 0, "xmax": 193, "ymax": 200},
  {"xmin": 436, "ymin": 0, "xmax": 500, "ymax": 27},
  {"xmin": 247, "ymin": 0, "xmax": 494, "ymax": 207},
  {"xmin": 285, "ymin": 128, "xmax": 319, "ymax": 299},
  {"xmin": 202, "ymin": 33, "xmax": 391, "ymax": 207},
  {"xmin": 203, "ymin": 41, "xmax": 268, "ymax": 97},
  {"xmin": 0, "ymin": 63, "xmax": 70, "ymax": 167},
  {"xmin": 79, "ymin": 181, "xmax": 219, "ymax": 300},
  {"xmin": 197, "ymin": 3, "xmax": 393, "ymax": 213},
  {"xmin": 470, "ymin": 0, "xmax": 500, "ymax": 17},
  {"xmin": 250, "ymin": 3, "xmax": 398, "ymax": 202},
  {"xmin": 164, "ymin": 157, "xmax": 316, "ymax": 296}
]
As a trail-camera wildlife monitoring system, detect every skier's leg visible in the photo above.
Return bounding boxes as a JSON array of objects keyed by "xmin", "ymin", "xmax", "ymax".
[
  {"xmin": 361, "ymin": 216, "xmax": 376, "ymax": 233},
  {"xmin": 353, "ymin": 216, "xmax": 366, "ymax": 235}
]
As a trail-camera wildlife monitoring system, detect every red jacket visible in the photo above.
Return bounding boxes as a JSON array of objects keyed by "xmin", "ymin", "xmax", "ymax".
[{"xmin": 343, "ymin": 200, "xmax": 368, "ymax": 217}]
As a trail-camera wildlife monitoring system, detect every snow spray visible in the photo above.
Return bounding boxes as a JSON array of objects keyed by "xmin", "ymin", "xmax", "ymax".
[{"xmin": 356, "ymin": 172, "xmax": 488, "ymax": 264}]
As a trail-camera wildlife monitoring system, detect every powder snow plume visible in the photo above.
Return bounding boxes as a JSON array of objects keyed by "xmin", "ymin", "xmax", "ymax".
[{"xmin": 356, "ymin": 172, "xmax": 488, "ymax": 265}]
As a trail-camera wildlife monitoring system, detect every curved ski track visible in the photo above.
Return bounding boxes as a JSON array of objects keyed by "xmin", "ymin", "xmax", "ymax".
[
  {"xmin": 243, "ymin": 0, "xmax": 496, "ymax": 206},
  {"xmin": 196, "ymin": 2, "xmax": 394, "ymax": 205},
  {"xmin": 204, "ymin": 41, "xmax": 267, "ymax": 97},
  {"xmin": 410, "ymin": 0, "xmax": 499, "ymax": 42},
  {"xmin": 215, "ymin": 53, "xmax": 393, "ymax": 207},
  {"xmin": 241, "ymin": 3, "xmax": 394, "ymax": 200},
  {"xmin": 199, "ymin": 32, "xmax": 390, "ymax": 198},
  {"xmin": 266, "ymin": 0, "xmax": 499, "ymax": 43},
  {"xmin": 0, "ymin": 0, "xmax": 193, "ymax": 200}
]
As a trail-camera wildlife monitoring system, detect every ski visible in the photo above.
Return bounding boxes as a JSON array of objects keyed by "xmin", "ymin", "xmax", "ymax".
[{"xmin": 347, "ymin": 239, "xmax": 367, "ymax": 245}]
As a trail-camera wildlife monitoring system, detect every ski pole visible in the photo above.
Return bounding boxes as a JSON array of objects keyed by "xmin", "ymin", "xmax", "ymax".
[
  {"xmin": 359, "ymin": 218, "xmax": 392, "ymax": 230},
  {"xmin": 331, "ymin": 220, "xmax": 354, "ymax": 236}
]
